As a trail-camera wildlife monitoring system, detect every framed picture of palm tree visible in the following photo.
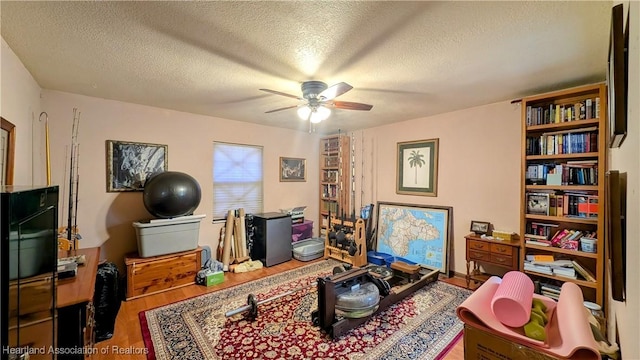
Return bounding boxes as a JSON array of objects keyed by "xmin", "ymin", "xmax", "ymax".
[{"xmin": 396, "ymin": 138, "xmax": 439, "ymax": 196}]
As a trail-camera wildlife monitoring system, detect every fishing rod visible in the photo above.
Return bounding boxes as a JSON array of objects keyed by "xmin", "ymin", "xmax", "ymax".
[
  {"xmin": 39, "ymin": 112, "xmax": 51, "ymax": 185},
  {"xmin": 67, "ymin": 108, "xmax": 80, "ymax": 243}
]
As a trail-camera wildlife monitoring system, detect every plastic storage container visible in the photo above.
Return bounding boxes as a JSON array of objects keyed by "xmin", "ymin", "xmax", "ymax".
[
  {"xmin": 9, "ymin": 229, "xmax": 55, "ymax": 280},
  {"xmin": 132, "ymin": 214, "xmax": 205, "ymax": 257},
  {"xmin": 292, "ymin": 237, "xmax": 324, "ymax": 261},
  {"xmin": 292, "ymin": 220, "xmax": 313, "ymax": 242}
]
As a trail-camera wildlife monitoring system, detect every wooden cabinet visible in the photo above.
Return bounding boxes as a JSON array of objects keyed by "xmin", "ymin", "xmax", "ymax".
[
  {"xmin": 57, "ymin": 247, "xmax": 100, "ymax": 360},
  {"xmin": 520, "ymin": 83, "xmax": 606, "ymax": 305},
  {"xmin": 125, "ymin": 248, "xmax": 201, "ymax": 300},
  {"xmin": 465, "ymin": 233, "xmax": 520, "ymax": 288},
  {"xmin": 319, "ymin": 135, "xmax": 351, "ymax": 237}
]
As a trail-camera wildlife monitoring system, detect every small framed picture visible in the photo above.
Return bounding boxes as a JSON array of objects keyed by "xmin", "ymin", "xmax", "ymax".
[
  {"xmin": 527, "ymin": 193, "xmax": 550, "ymax": 215},
  {"xmin": 106, "ymin": 140, "xmax": 168, "ymax": 192},
  {"xmin": 470, "ymin": 220, "xmax": 491, "ymax": 235},
  {"xmin": 280, "ymin": 157, "xmax": 306, "ymax": 182}
]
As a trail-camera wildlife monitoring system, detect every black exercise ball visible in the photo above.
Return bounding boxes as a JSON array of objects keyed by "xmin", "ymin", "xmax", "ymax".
[{"xmin": 143, "ymin": 171, "xmax": 201, "ymax": 218}]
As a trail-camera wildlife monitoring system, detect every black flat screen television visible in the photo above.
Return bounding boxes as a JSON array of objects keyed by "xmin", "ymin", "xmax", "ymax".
[{"xmin": 607, "ymin": 4, "xmax": 627, "ymax": 148}]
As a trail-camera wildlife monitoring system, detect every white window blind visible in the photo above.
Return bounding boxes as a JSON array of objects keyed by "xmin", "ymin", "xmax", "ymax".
[{"xmin": 212, "ymin": 142, "xmax": 263, "ymax": 220}]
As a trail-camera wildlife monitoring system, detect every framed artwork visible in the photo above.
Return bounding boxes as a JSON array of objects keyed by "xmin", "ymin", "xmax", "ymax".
[
  {"xmin": 106, "ymin": 140, "xmax": 167, "ymax": 192},
  {"xmin": 607, "ymin": 4, "xmax": 627, "ymax": 148},
  {"xmin": 396, "ymin": 138, "xmax": 439, "ymax": 196},
  {"xmin": 0, "ymin": 117, "xmax": 15, "ymax": 186},
  {"xmin": 375, "ymin": 201, "xmax": 453, "ymax": 274},
  {"xmin": 470, "ymin": 220, "xmax": 491, "ymax": 235},
  {"xmin": 606, "ymin": 170, "xmax": 626, "ymax": 301},
  {"xmin": 280, "ymin": 157, "xmax": 306, "ymax": 182},
  {"xmin": 526, "ymin": 193, "xmax": 550, "ymax": 215}
]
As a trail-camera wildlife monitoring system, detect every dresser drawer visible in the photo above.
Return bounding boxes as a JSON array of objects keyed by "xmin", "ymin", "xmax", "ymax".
[
  {"xmin": 490, "ymin": 243, "xmax": 513, "ymax": 256},
  {"xmin": 468, "ymin": 250, "xmax": 490, "ymax": 262},
  {"xmin": 468, "ymin": 240, "xmax": 489, "ymax": 251},
  {"xmin": 490, "ymin": 253, "xmax": 516, "ymax": 268}
]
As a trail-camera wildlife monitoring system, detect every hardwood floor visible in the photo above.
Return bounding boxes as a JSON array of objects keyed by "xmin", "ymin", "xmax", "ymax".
[{"xmin": 91, "ymin": 259, "xmax": 474, "ymax": 359}]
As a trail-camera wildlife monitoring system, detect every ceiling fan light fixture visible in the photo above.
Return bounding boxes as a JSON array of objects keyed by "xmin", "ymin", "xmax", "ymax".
[{"xmin": 297, "ymin": 105, "xmax": 331, "ymax": 123}]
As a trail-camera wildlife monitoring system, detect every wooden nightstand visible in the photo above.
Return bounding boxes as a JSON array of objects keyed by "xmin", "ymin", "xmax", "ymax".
[{"xmin": 465, "ymin": 233, "xmax": 520, "ymax": 288}]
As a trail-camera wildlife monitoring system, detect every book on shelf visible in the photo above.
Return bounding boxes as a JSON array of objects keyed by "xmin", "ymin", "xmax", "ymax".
[
  {"xmin": 553, "ymin": 267, "xmax": 576, "ymax": 279},
  {"xmin": 525, "ymin": 97, "xmax": 599, "ymax": 126},
  {"xmin": 541, "ymin": 283, "xmax": 562, "ymax": 294},
  {"xmin": 572, "ymin": 260, "xmax": 597, "ymax": 282},
  {"xmin": 526, "ymin": 239, "xmax": 551, "ymax": 246},
  {"xmin": 524, "ymin": 263, "xmax": 553, "ymax": 275},
  {"xmin": 541, "ymin": 291, "xmax": 560, "ymax": 301},
  {"xmin": 525, "ymin": 255, "xmax": 573, "ymax": 269}
]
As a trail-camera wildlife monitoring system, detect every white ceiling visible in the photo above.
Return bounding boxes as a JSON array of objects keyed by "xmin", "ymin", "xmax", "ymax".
[{"xmin": 1, "ymin": 1, "xmax": 612, "ymax": 135}]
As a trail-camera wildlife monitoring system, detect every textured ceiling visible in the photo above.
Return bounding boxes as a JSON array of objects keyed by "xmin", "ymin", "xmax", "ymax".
[{"xmin": 1, "ymin": 1, "xmax": 612, "ymax": 134}]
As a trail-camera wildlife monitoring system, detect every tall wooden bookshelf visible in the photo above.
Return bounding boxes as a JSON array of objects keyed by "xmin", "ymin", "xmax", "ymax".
[
  {"xmin": 319, "ymin": 135, "xmax": 351, "ymax": 237},
  {"xmin": 520, "ymin": 83, "xmax": 606, "ymax": 306}
]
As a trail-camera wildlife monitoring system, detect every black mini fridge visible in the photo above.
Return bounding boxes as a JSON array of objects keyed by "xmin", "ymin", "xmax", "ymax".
[{"xmin": 250, "ymin": 212, "xmax": 292, "ymax": 267}]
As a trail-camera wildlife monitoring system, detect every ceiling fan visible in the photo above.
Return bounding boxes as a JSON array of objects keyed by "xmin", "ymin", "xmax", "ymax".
[{"xmin": 260, "ymin": 81, "xmax": 373, "ymax": 124}]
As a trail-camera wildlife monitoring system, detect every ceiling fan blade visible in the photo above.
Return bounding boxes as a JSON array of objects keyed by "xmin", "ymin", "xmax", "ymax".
[
  {"xmin": 265, "ymin": 105, "xmax": 299, "ymax": 113},
  {"xmin": 259, "ymin": 88, "xmax": 303, "ymax": 100},
  {"xmin": 331, "ymin": 101, "xmax": 373, "ymax": 111},
  {"xmin": 319, "ymin": 82, "xmax": 353, "ymax": 101}
]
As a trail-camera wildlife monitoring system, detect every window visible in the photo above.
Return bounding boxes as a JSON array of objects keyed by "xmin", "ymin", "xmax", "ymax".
[{"xmin": 212, "ymin": 142, "xmax": 263, "ymax": 220}]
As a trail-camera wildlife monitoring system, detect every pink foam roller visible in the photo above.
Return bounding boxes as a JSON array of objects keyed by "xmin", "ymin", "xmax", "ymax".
[{"xmin": 491, "ymin": 271, "xmax": 534, "ymax": 327}]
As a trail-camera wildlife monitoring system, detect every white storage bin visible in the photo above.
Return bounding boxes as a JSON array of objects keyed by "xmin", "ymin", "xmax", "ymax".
[{"xmin": 133, "ymin": 214, "xmax": 205, "ymax": 257}]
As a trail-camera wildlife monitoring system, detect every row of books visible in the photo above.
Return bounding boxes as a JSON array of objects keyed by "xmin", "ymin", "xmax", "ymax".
[
  {"xmin": 320, "ymin": 200, "xmax": 339, "ymax": 214},
  {"xmin": 525, "ymin": 98, "xmax": 600, "ymax": 126},
  {"xmin": 524, "ymin": 221, "xmax": 596, "ymax": 243},
  {"xmin": 525, "ymin": 127, "xmax": 598, "ymax": 156},
  {"xmin": 525, "ymin": 228, "xmax": 597, "ymax": 251},
  {"xmin": 539, "ymin": 283, "xmax": 561, "ymax": 301},
  {"xmin": 321, "ymin": 184, "xmax": 339, "ymax": 198},
  {"xmin": 321, "ymin": 170, "xmax": 338, "ymax": 183},
  {"xmin": 526, "ymin": 192, "xmax": 599, "ymax": 218},
  {"xmin": 525, "ymin": 161, "xmax": 598, "ymax": 186},
  {"xmin": 524, "ymin": 254, "xmax": 596, "ymax": 282}
]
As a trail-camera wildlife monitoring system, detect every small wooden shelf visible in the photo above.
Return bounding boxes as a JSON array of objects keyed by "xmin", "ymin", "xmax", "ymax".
[
  {"xmin": 523, "ymin": 271, "xmax": 598, "ymax": 288},
  {"xmin": 526, "ymin": 152, "xmax": 599, "ymax": 161},
  {"xmin": 526, "ymin": 118, "xmax": 600, "ymax": 132},
  {"xmin": 524, "ymin": 214, "xmax": 598, "ymax": 224},
  {"xmin": 524, "ymin": 244, "xmax": 598, "ymax": 258},
  {"xmin": 319, "ymin": 135, "xmax": 350, "ymax": 236},
  {"xmin": 526, "ymin": 185, "xmax": 598, "ymax": 191}
]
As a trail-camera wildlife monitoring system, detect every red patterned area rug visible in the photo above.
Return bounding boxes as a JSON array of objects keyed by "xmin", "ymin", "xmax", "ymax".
[{"xmin": 139, "ymin": 259, "xmax": 472, "ymax": 360}]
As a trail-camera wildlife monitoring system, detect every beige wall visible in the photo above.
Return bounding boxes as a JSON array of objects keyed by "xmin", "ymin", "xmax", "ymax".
[
  {"xmin": 608, "ymin": 2, "xmax": 639, "ymax": 359},
  {"xmin": 353, "ymin": 101, "xmax": 521, "ymax": 274},
  {"xmin": 0, "ymin": 38, "xmax": 44, "ymax": 186},
  {"xmin": 39, "ymin": 90, "xmax": 321, "ymax": 269}
]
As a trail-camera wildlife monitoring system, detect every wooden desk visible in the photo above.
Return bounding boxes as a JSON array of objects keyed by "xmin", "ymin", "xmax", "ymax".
[
  {"xmin": 465, "ymin": 233, "xmax": 519, "ymax": 288},
  {"xmin": 57, "ymin": 247, "xmax": 100, "ymax": 360}
]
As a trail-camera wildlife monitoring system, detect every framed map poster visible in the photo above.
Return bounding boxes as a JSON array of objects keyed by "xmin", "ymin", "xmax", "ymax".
[{"xmin": 375, "ymin": 201, "xmax": 453, "ymax": 274}]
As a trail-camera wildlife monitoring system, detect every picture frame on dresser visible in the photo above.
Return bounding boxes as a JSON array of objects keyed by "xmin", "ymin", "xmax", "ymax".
[{"xmin": 470, "ymin": 220, "xmax": 491, "ymax": 235}]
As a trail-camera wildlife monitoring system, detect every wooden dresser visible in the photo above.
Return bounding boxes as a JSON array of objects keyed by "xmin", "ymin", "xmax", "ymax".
[
  {"xmin": 465, "ymin": 233, "xmax": 520, "ymax": 288},
  {"xmin": 57, "ymin": 247, "xmax": 100, "ymax": 360}
]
